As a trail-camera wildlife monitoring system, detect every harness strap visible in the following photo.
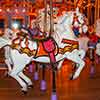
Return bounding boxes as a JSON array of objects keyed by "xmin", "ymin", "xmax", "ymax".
[
  {"xmin": 62, "ymin": 39, "xmax": 79, "ymax": 45},
  {"xmin": 42, "ymin": 37, "xmax": 56, "ymax": 63}
]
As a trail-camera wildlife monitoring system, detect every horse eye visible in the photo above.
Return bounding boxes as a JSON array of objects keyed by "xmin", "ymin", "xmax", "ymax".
[
  {"xmin": 48, "ymin": 11, "xmax": 50, "ymax": 15},
  {"xmin": 80, "ymin": 17, "xmax": 82, "ymax": 20}
]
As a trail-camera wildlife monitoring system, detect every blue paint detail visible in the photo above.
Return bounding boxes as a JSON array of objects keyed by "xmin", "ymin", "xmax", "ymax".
[{"xmin": 73, "ymin": 28, "xmax": 80, "ymax": 37}]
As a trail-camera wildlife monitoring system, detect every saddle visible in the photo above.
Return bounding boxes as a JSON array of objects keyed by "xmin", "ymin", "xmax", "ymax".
[{"xmin": 36, "ymin": 37, "xmax": 58, "ymax": 60}]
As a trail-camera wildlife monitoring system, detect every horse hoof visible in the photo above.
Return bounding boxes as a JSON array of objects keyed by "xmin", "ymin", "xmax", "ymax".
[
  {"xmin": 69, "ymin": 74, "xmax": 74, "ymax": 80},
  {"xmin": 22, "ymin": 90, "xmax": 28, "ymax": 95},
  {"xmin": 28, "ymin": 85, "xmax": 33, "ymax": 89}
]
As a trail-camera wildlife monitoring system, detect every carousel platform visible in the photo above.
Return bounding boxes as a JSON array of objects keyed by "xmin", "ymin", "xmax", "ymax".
[{"xmin": 0, "ymin": 58, "xmax": 100, "ymax": 100}]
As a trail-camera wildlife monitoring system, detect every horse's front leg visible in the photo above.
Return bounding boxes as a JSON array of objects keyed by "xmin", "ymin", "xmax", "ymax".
[
  {"xmin": 4, "ymin": 46, "xmax": 13, "ymax": 75},
  {"xmin": 5, "ymin": 59, "xmax": 12, "ymax": 73},
  {"xmin": 8, "ymin": 49, "xmax": 32, "ymax": 94},
  {"xmin": 9, "ymin": 70, "xmax": 28, "ymax": 94},
  {"xmin": 65, "ymin": 49, "xmax": 85, "ymax": 80},
  {"xmin": 78, "ymin": 49, "xmax": 86, "ymax": 59}
]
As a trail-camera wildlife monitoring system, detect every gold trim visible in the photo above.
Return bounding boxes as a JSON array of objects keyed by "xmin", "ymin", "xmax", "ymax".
[
  {"xmin": 59, "ymin": 44, "xmax": 78, "ymax": 54},
  {"xmin": 11, "ymin": 44, "xmax": 36, "ymax": 57}
]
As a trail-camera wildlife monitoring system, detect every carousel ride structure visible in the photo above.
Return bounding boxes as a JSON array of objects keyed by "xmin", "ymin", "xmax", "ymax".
[{"xmin": 0, "ymin": 0, "xmax": 89, "ymax": 100}]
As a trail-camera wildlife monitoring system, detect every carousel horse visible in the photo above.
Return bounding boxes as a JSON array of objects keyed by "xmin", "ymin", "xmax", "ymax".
[
  {"xmin": 0, "ymin": 8, "xmax": 87, "ymax": 93},
  {"xmin": 88, "ymin": 28, "xmax": 99, "ymax": 77},
  {"xmin": 95, "ymin": 19, "xmax": 100, "ymax": 63},
  {"xmin": 53, "ymin": 8, "xmax": 87, "ymax": 72},
  {"xmin": 96, "ymin": 19, "xmax": 100, "ymax": 37},
  {"xmin": 96, "ymin": 39, "xmax": 100, "ymax": 63}
]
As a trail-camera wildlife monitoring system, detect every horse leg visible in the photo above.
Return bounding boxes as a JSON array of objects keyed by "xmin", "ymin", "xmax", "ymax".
[
  {"xmin": 5, "ymin": 59, "xmax": 12, "ymax": 73},
  {"xmin": 8, "ymin": 49, "xmax": 32, "ymax": 93},
  {"xmin": 9, "ymin": 62, "xmax": 29, "ymax": 93},
  {"xmin": 4, "ymin": 47, "xmax": 13, "ymax": 74},
  {"xmin": 4, "ymin": 59, "xmax": 12, "ymax": 77},
  {"xmin": 9, "ymin": 70, "xmax": 28, "ymax": 94},
  {"xmin": 65, "ymin": 50, "xmax": 85, "ymax": 79},
  {"xmin": 18, "ymin": 72, "xmax": 33, "ymax": 88},
  {"xmin": 70, "ymin": 49, "xmax": 85, "ymax": 79},
  {"xmin": 78, "ymin": 49, "xmax": 86, "ymax": 59},
  {"xmin": 57, "ymin": 60, "xmax": 64, "ymax": 69}
]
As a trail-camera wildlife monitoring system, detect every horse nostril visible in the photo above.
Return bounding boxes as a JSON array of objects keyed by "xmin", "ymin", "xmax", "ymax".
[
  {"xmin": 9, "ymin": 33, "xmax": 12, "ymax": 35},
  {"xmin": 9, "ymin": 37, "xmax": 12, "ymax": 39},
  {"xmin": 54, "ymin": 22, "xmax": 57, "ymax": 24}
]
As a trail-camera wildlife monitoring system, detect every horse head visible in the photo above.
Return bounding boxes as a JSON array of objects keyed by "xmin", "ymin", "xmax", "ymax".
[
  {"xmin": 52, "ymin": 7, "xmax": 88, "ymax": 43},
  {"xmin": 4, "ymin": 28, "xmax": 17, "ymax": 40},
  {"xmin": 71, "ymin": 8, "xmax": 88, "ymax": 36}
]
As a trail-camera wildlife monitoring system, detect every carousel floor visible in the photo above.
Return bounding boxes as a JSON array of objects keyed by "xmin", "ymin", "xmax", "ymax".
[{"xmin": 0, "ymin": 58, "xmax": 100, "ymax": 100}]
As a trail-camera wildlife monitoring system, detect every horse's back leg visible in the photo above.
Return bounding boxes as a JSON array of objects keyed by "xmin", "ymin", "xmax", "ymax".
[{"xmin": 57, "ymin": 60, "xmax": 64, "ymax": 69}]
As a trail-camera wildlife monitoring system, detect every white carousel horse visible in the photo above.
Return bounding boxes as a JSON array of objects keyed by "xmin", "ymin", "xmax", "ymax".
[
  {"xmin": 95, "ymin": 19, "xmax": 100, "ymax": 37},
  {"xmin": 96, "ymin": 40, "xmax": 100, "ymax": 65},
  {"xmin": 53, "ymin": 8, "xmax": 87, "ymax": 71},
  {"xmin": 0, "ymin": 8, "xmax": 87, "ymax": 93},
  {"xmin": 95, "ymin": 19, "xmax": 100, "ymax": 62},
  {"xmin": 96, "ymin": 40, "xmax": 100, "ymax": 56},
  {"xmin": 96, "ymin": 40, "xmax": 100, "ymax": 63}
]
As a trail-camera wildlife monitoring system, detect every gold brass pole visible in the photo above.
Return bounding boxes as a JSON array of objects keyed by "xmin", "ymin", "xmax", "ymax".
[
  {"xmin": 49, "ymin": 0, "xmax": 54, "ymax": 36},
  {"xmin": 44, "ymin": 0, "xmax": 47, "ymax": 36}
]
